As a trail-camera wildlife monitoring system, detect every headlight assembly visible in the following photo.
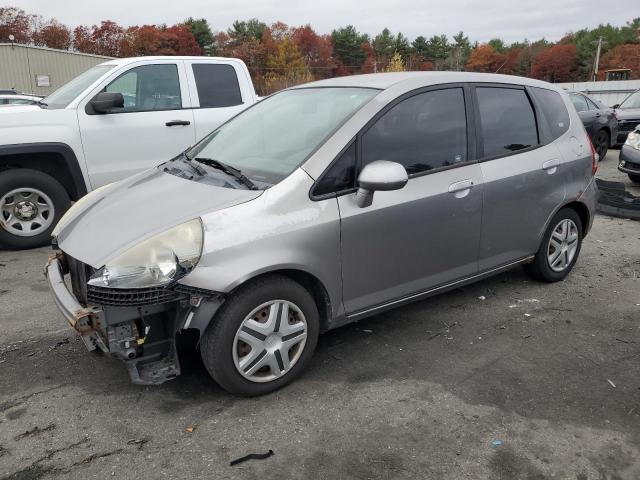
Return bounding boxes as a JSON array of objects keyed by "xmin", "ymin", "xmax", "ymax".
[
  {"xmin": 88, "ymin": 218, "xmax": 203, "ymax": 289},
  {"xmin": 625, "ymin": 130, "xmax": 640, "ymax": 151}
]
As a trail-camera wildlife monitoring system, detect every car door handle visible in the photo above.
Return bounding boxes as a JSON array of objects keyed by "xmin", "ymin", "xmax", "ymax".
[
  {"xmin": 165, "ymin": 120, "xmax": 191, "ymax": 127},
  {"xmin": 448, "ymin": 179, "xmax": 474, "ymax": 197},
  {"xmin": 594, "ymin": 113, "xmax": 601, "ymax": 117},
  {"xmin": 542, "ymin": 159, "xmax": 559, "ymax": 174}
]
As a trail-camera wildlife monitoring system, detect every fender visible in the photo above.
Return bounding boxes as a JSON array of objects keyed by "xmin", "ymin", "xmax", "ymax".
[{"xmin": 0, "ymin": 142, "xmax": 88, "ymax": 200}]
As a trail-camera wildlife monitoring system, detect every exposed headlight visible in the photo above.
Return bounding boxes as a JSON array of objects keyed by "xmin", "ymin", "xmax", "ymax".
[
  {"xmin": 52, "ymin": 183, "xmax": 113, "ymax": 237},
  {"xmin": 88, "ymin": 219, "xmax": 203, "ymax": 289},
  {"xmin": 625, "ymin": 131, "xmax": 640, "ymax": 151}
]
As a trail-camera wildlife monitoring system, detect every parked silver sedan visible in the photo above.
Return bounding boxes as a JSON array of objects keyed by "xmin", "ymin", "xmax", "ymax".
[{"xmin": 46, "ymin": 72, "xmax": 598, "ymax": 396}]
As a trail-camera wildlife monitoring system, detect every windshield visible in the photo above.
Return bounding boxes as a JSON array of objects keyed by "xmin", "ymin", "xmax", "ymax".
[
  {"xmin": 44, "ymin": 65, "xmax": 115, "ymax": 109},
  {"xmin": 620, "ymin": 90, "xmax": 640, "ymax": 109},
  {"xmin": 186, "ymin": 87, "xmax": 378, "ymax": 186}
]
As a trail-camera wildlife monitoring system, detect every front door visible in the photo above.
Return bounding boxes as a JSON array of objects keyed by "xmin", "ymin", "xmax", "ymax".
[
  {"xmin": 338, "ymin": 86, "xmax": 483, "ymax": 315},
  {"xmin": 78, "ymin": 61, "xmax": 196, "ymax": 188}
]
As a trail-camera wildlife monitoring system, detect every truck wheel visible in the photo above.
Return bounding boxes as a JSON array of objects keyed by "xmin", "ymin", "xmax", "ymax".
[
  {"xmin": 629, "ymin": 174, "xmax": 640, "ymax": 184},
  {"xmin": 200, "ymin": 274, "xmax": 319, "ymax": 396},
  {"xmin": 0, "ymin": 169, "xmax": 70, "ymax": 249}
]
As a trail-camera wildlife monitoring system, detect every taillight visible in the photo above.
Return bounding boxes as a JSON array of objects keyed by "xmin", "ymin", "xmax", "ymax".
[{"xmin": 588, "ymin": 137, "xmax": 598, "ymax": 176}]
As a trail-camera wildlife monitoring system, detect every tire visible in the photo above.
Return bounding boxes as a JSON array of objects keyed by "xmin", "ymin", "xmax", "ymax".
[
  {"xmin": 0, "ymin": 169, "xmax": 71, "ymax": 249},
  {"xmin": 593, "ymin": 129, "xmax": 609, "ymax": 160},
  {"xmin": 629, "ymin": 174, "xmax": 640, "ymax": 184},
  {"xmin": 524, "ymin": 208, "xmax": 583, "ymax": 283},
  {"xmin": 200, "ymin": 274, "xmax": 320, "ymax": 396}
]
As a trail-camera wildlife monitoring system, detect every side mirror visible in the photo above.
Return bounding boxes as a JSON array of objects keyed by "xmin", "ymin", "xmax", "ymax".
[
  {"xmin": 355, "ymin": 160, "xmax": 408, "ymax": 208},
  {"xmin": 90, "ymin": 92, "xmax": 124, "ymax": 114}
]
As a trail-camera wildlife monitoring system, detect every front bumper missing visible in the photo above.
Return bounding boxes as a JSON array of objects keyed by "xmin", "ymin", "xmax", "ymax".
[
  {"xmin": 44, "ymin": 253, "xmax": 108, "ymax": 352},
  {"xmin": 45, "ymin": 251, "xmax": 224, "ymax": 385}
]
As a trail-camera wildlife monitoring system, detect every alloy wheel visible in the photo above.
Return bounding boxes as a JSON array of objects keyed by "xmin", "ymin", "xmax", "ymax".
[
  {"xmin": 232, "ymin": 300, "xmax": 308, "ymax": 383},
  {"xmin": 0, "ymin": 188, "xmax": 55, "ymax": 237},
  {"xmin": 547, "ymin": 219, "xmax": 579, "ymax": 272}
]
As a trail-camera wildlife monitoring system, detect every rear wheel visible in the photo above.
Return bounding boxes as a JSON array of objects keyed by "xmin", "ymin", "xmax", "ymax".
[
  {"xmin": 629, "ymin": 174, "xmax": 640, "ymax": 184},
  {"xmin": 200, "ymin": 275, "xmax": 319, "ymax": 396},
  {"xmin": 593, "ymin": 130, "xmax": 609, "ymax": 160},
  {"xmin": 0, "ymin": 169, "xmax": 70, "ymax": 249},
  {"xmin": 524, "ymin": 208, "xmax": 583, "ymax": 282}
]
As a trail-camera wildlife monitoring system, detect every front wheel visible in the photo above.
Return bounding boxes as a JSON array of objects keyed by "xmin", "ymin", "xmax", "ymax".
[
  {"xmin": 629, "ymin": 174, "xmax": 640, "ymax": 184},
  {"xmin": 200, "ymin": 275, "xmax": 319, "ymax": 396},
  {"xmin": 0, "ymin": 169, "xmax": 70, "ymax": 249},
  {"xmin": 524, "ymin": 208, "xmax": 583, "ymax": 282}
]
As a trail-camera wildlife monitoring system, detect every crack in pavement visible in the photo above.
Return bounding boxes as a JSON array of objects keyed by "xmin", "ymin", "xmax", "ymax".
[
  {"xmin": 0, "ymin": 384, "xmax": 68, "ymax": 413},
  {"xmin": 0, "ymin": 437, "xmax": 126, "ymax": 480}
]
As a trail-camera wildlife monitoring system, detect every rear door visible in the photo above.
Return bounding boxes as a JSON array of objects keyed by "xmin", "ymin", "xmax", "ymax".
[
  {"xmin": 336, "ymin": 85, "xmax": 484, "ymax": 314},
  {"xmin": 78, "ymin": 60, "xmax": 196, "ymax": 187},
  {"xmin": 184, "ymin": 60, "xmax": 251, "ymax": 141},
  {"xmin": 474, "ymin": 84, "xmax": 566, "ymax": 271}
]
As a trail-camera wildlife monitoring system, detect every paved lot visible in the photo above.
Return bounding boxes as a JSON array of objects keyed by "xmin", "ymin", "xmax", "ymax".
[{"xmin": 1, "ymin": 151, "xmax": 639, "ymax": 479}]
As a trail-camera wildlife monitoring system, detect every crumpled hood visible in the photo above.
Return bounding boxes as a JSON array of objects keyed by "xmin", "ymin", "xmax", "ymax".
[{"xmin": 56, "ymin": 168, "xmax": 263, "ymax": 267}]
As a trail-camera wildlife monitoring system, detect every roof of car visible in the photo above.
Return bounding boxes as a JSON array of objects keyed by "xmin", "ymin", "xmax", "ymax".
[{"xmin": 293, "ymin": 71, "xmax": 559, "ymax": 91}]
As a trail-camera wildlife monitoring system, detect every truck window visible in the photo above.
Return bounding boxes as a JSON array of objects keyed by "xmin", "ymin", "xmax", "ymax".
[
  {"xmin": 192, "ymin": 64, "xmax": 243, "ymax": 108},
  {"xmin": 105, "ymin": 64, "xmax": 182, "ymax": 112}
]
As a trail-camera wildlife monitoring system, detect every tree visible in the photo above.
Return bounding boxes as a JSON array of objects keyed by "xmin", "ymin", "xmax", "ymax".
[
  {"xmin": 184, "ymin": 17, "xmax": 213, "ymax": 49},
  {"xmin": 162, "ymin": 24, "xmax": 202, "ymax": 55},
  {"xmin": 292, "ymin": 25, "xmax": 334, "ymax": 78},
  {"xmin": 531, "ymin": 43, "xmax": 579, "ymax": 82},
  {"xmin": 266, "ymin": 37, "xmax": 306, "ymax": 81},
  {"xmin": 424, "ymin": 34, "xmax": 450, "ymax": 69},
  {"xmin": 331, "ymin": 25, "xmax": 368, "ymax": 73},
  {"xmin": 488, "ymin": 38, "xmax": 507, "ymax": 53},
  {"xmin": 445, "ymin": 31, "xmax": 471, "ymax": 71},
  {"xmin": 385, "ymin": 51, "xmax": 405, "ymax": 72},
  {"xmin": 32, "ymin": 20, "xmax": 71, "ymax": 50},
  {"xmin": 599, "ymin": 43, "xmax": 640, "ymax": 80},
  {"xmin": 0, "ymin": 7, "xmax": 32, "ymax": 43},
  {"xmin": 372, "ymin": 28, "xmax": 395, "ymax": 67},
  {"xmin": 466, "ymin": 44, "xmax": 501, "ymax": 72},
  {"xmin": 228, "ymin": 18, "xmax": 267, "ymax": 42},
  {"xmin": 73, "ymin": 21, "xmax": 124, "ymax": 56}
]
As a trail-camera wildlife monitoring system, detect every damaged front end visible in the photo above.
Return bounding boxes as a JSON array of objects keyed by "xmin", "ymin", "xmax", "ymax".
[{"xmin": 45, "ymin": 251, "xmax": 223, "ymax": 385}]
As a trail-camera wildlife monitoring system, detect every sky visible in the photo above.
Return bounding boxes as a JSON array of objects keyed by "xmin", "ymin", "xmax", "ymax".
[{"xmin": 10, "ymin": 0, "xmax": 636, "ymax": 43}]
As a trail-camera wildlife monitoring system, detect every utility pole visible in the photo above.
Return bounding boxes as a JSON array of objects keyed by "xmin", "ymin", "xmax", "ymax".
[{"xmin": 592, "ymin": 36, "xmax": 602, "ymax": 82}]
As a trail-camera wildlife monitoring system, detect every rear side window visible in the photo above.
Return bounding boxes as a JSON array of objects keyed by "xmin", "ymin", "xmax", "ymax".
[
  {"xmin": 192, "ymin": 64, "xmax": 242, "ymax": 108},
  {"xmin": 533, "ymin": 87, "xmax": 570, "ymax": 140},
  {"xmin": 313, "ymin": 142, "xmax": 356, "ymax": 197},
  {"xmin": 362, "ymin": 88, "xmax": 468, "ymax": 175},
  {"xmin": 476, "ymin": 87, "xmax": 538, "ymax": 158}
]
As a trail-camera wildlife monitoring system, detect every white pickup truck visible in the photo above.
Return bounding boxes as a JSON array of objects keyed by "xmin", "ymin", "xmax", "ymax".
[{"xmin": 0, "ymin": 56, "xmax": 259, "ymax": 249}]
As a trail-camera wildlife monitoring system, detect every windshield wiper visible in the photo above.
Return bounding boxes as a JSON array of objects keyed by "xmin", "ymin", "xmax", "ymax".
[
  {"xmin": 193, "ymin": 157, "xmax": 257, "ymax": 190},
  {"xmin": 36, "ymin": 99, "xmax": 48, "ymax": 108}
]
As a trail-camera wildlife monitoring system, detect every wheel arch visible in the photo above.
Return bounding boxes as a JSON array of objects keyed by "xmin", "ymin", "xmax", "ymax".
[
  {"xmin": 230, "ymin": 268, "xmax": 334, "ymax": 333},
  {"xmin": 537, "ymin": 199, "xmax": 592, "ymax": 252},
  {"xmin": 0, "ymin": 143, "xmax": 88, "ymax": 201}
]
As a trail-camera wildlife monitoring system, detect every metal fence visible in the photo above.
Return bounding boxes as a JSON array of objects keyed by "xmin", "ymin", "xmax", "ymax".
[
  {"xmin": 557, "ymin": 80, "xmax": 640, "ymax": 107},
  {"xmin": 0, "ymin": 43, "xmax": 112, "ymax": 96}
]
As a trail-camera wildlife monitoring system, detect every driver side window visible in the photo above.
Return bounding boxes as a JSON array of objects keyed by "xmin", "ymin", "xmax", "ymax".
[{"xmin": 105, "ymin": 64, "xmax": 182, "ymax": 112}]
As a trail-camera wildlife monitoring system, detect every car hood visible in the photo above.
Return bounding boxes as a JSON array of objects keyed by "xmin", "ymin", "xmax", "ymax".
[
  {"xmin": 616, "ymin": 107, "xmax": 640, "ymax": 120},
  {"xmin": 56, "ymin": 168, "xmax": 263, "ymax": 268}
]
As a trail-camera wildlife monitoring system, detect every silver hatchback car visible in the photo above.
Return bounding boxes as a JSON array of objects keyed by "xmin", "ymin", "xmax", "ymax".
[{"xmin": 46, "ymin": 72, "xmax": 598, "ymax": 395}]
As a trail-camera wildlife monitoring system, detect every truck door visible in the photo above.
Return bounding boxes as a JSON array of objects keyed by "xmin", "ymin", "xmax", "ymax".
[{"xmin": 77, "ymin": 60, "xmax": 196, "ymax": 188}]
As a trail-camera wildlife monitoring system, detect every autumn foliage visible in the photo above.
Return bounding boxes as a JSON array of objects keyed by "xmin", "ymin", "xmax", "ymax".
[{"xmin": 1, "ymin": 6, "xmax": 639, "ymax": 95}]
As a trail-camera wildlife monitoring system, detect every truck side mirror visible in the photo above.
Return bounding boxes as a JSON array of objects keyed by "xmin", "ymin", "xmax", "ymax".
[
  {"xmin": 90, "ymin": 92, "xmax": 124, "ymax": 114},
  {"xmin": 355, "ymin": 160, "xmax": 408, "ymax": 208}
]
